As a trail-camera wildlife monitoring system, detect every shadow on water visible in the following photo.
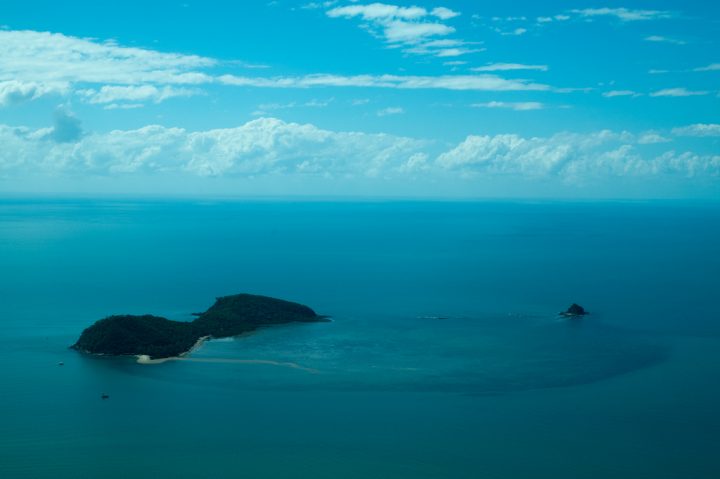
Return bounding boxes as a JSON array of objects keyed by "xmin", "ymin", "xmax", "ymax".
[{"xmin": 81, "ymin": 312, "xmax": 671, "ymax": 396}]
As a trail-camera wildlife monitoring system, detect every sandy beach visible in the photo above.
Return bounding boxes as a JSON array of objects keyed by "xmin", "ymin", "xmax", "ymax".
[
  {"xmin": 136, "ymin": 335, "xmax": 209, "ymax": 364},
  {"xmin": 136, "ymin": 336, "xmax": 318, "ymax": 373}
]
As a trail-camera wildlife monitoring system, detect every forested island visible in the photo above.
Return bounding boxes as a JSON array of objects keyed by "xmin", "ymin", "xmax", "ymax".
[
  {"xmin": 72, "ymin": 294, "xmax": 327, "ymax": 359},
  {"xmin": 560, "ymin": 303, "xmax": 588, "ymax": 318}
]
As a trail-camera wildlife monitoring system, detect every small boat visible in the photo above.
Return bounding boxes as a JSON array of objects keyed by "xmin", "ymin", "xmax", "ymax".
[
  {"xmin": 101, "ymin": 393, "xmax": 110, "ymax": 400},
  {"xmin": 58, "ymin": 362, "xmax": 64, "ymax": 366}
]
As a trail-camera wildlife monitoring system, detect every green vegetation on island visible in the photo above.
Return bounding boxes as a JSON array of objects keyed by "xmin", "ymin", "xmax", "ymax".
[
  {"xmin": 72, "ymin": 294, "xmax": 327, "ymax": 359},
  {"xmin": 560, "ymin": 303, "xmax": 588, "ymax": 318}
]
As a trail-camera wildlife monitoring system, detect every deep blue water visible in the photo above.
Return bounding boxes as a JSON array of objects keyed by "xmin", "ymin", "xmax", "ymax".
[{"xmin": 1, "ymin": 199, "xmax": 719, "ymax": 478}]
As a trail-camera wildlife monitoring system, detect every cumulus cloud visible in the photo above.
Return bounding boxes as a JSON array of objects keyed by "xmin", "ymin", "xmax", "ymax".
[
  {"xmin": 637, "ymin": 133, "xmax": 671, "ymax": 144},
  {"xmin": 0, "ymin": 117, "xmax": 427, "ymax": 177},
  {"xmin": 325, "ymin": 3, "xmax": 470, "ymax": 57},
  {"xmin": 398, "ymin": 152, "xmax": 430, "ymax": 173},
  {"xmin": 431, "ymin": 7, "xmax": 460, "ymax": 20},
  {"xmin": 0, "ymin": 80, "xmax": 68, "ymax": 107},
  {"xmin": 436, "ymin": 130, "xmax": 719, "ymax": 179},
  {"xmin": 672, "ymin": 124, "xmax": 720, "ymax": 137},
  {"xmin": 2, "ymin": 118, "xmax": 717, "ymax": 187}
]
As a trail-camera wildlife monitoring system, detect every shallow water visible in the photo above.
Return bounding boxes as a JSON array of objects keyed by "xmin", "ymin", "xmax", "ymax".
[{"xmin": 1, "ymin": 199, "xmax": 719, "ymax": 478}]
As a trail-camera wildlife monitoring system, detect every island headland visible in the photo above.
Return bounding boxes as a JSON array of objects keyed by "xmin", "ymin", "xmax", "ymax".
[{"xmin": 72, "ymin": 294, "xmax": 327, "ymax": 359}]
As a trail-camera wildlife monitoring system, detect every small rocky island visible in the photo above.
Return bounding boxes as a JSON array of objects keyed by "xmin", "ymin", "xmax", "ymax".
[
  {"xmin": 72, "ymin": 294, "xmax": 327, "ymax": 359},
  {"xmin": 560, "ymin": 303, "xmax": 588, "ymax": 318}
]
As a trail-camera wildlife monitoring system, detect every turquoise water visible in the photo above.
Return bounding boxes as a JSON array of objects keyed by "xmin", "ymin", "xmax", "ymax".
[{"xmin": 1, "ymin": 200, "xmax": 719, "ymax": 478}]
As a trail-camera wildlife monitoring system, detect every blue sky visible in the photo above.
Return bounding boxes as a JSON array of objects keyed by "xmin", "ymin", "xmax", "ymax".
[{"xmin": 0, "ymin": 0, "xmax": 718, "ymax": 198}]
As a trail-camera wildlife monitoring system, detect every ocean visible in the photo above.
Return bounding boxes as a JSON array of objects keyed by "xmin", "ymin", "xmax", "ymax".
[{"xmin": 1, "ymin": 199, "xmax": 719, "ymax": 478}]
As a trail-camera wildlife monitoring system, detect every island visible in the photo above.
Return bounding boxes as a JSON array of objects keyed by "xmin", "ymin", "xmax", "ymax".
[
  {"xmin": 560, "ymin": 303, "xmax": 589, "ymax": 318},
  {"xmin": 72, "ymin": 294, "xmax": 328, "ymax": 359}
]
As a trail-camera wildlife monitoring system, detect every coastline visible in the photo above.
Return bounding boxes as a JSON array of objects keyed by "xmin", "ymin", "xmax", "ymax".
[
  {"xmin": 136, "ymin": 335, "xmax": 210, "ymax": 364},
  {"xmin": 135, "ymin": 335, "xmax": 318, "ymax": 373}
]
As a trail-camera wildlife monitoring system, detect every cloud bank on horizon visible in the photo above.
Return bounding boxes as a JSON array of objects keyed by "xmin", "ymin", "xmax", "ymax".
[{"xmin": 0, "ymin": 1, "xmax": 718, "ymax": 198}]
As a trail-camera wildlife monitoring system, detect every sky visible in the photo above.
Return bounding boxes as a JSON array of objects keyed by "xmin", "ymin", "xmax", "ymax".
[{"xmin": 0, "ymin": 0, "xmax": 719, "ymax": 198}]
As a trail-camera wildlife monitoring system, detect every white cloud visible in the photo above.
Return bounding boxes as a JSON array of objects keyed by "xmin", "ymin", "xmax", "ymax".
[
  {"xmin": 2, "ymin": 118, "xmax": 718, "ymax": 188},
  {"xmin": 434, "ymin": 47, "xmax": 483, "ymax": 57},
  {"xmin": 537, "ymin": 15, "xmax": 571, "ymax": 23},
  {"xmin": 0, "ymin": 28, "xmax": 556, "ymax": 107},
  {"xmin": 104, "ymin": 103, "xmax": 145, "ymax": 110},
  {"xmin": 650, "ymin": 88, "xmax": 709, "ymax": 97},
  {"xmin": 218, "ymin": 73, "xmax": 550, "ymax": 91},
  {"xmin": 0, "ymin": 117, "xmax": 427, "ymax": 177},
  {"xmin": 0, "ymin": 80, "xmax": 68, "ymax": 107},
  {"xmin": 491, "ymin": 16, "xmax": 528, "ymax": 22},
  {"xmin": 377, "ymin": 106, "xmax": 404, "ymax": 116},
  {"xmin": 672, "ymin": 124, "xmax": 720, "ymax": 137},
  {"xmin": 693, "ymin": 64, "xmax": 720, "ymax": 72},
  {"xmin": 302, "ymin": 2, "xmax": 340, "ymax": 11},
  {"xmin": 638, "ymin": 133, "xmax": 671, "ymax": 144},
  {"xmin": 437, "ymin": 130, "xmax": 719, "ymax": 179},
  {"xmin": 644, "ymin": 35, "xmax": 686, "ymax": 45},
  {"xmin": 252, "ymin": 98, "xmax": 333, "ymax": 115},
  {"xmin": 647, "ymin": 64, "xmax": 720, "ymax": 75},
  {"xmin": 0, "ymin": 30, "xmax": 215, "ymax": 87},
  {"xmin": 482, "ymin": 8, "xmax": 673, "ymax": 40},
  {"xmin": 570, "ymin": 8, "xmax": 672, "ymax": 22},
  {"xmin": 78, "ymin": 85, "xmax": 200, "ymax": 105},
  {"xmin": 0, "ymin": 29, "xmax": 220, "ymax": 107},
  {"xmin": 471, "ymin": 63, "xmax": 548, "ymax": 72},
  {"xmin": 383, "ymin": 20, "xmax": 454, "ymax": 43},
  {"xmin": 431, "ymin": 7, "xmax": 460, "ymax": 20},
  {"xmin": 472, "ymin": 101, "xmax": 544, "ymax": 111},
  {"xmin": 327, "ymin": 4, "xmax": 428, "ymax": 21},
  {"xmin": 404, "ymin": 38, "xmax": 484, "ymax": 57},
  {"xmin": 603, "ymin": 90, "xmax": 640, "ymax": 97},
  {"xmin": 398, "ymin": 152, "xmax": 430, "ymax": 173},
  {"xmin": 500, "ymin": 28, "xmax": 527, "ymax": 36},
  {"xmin": 325, "ymin": 3, "xmax": 470, "ymax": 57}
]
